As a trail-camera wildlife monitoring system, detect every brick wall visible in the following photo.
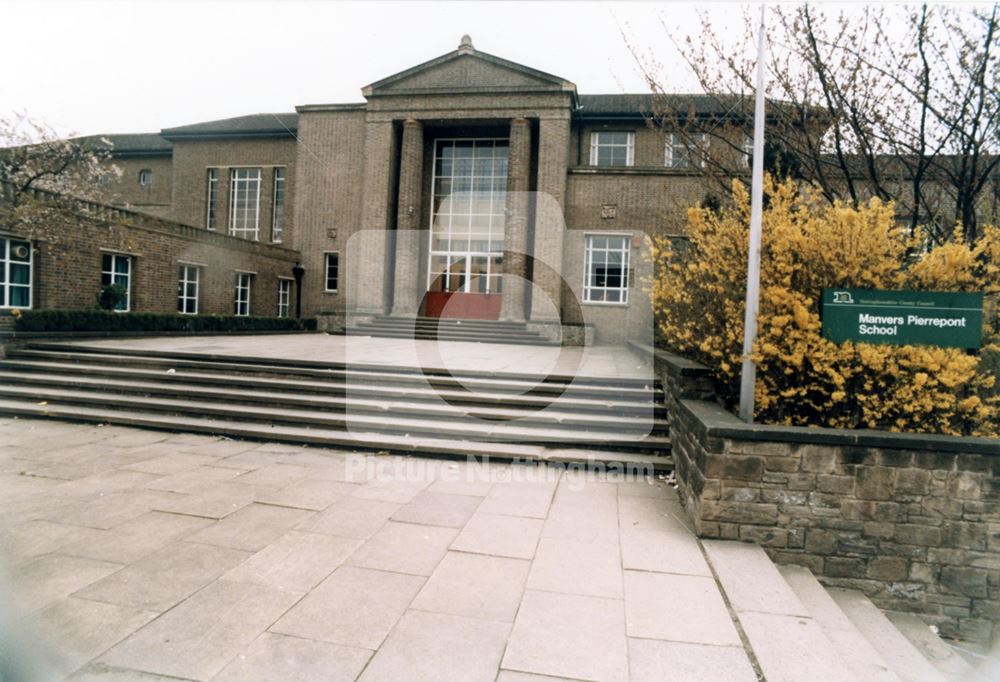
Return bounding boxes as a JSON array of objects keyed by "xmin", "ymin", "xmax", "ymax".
[
  {"xmin": 92, "ymin": 155, "xmax": 173, "ymax": 217},
  {"xmin": 2, "ymin": 196, "xmax": 299, "ymax": 317},
  {"xmin": 646, "ymin": 346, "xmax": 1000, "ymax": 645},
  {"xmin": 168, "ymin": 137, "xmax": 297, "ymax": 247}
]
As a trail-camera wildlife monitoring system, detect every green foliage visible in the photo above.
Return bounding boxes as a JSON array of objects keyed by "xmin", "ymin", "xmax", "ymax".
[
  {"xmin": 15, "ymin": 310, "xmax": 317, "ymax": 333},
  {"xmin": 97, "ymin": 284, "xmax": 126, "ymax": 311}
]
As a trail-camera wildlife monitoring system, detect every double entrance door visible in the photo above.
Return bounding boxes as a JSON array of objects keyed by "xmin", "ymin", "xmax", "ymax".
[{"xmin": 424, "ymin": 138, "xmax": 508, "ymax": 320}]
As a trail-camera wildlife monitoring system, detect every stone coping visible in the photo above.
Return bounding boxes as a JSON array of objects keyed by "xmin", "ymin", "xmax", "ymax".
[
  {"xmin": 679, "ymin": 397, "xmax": 1000, "ymax": 456},
  {"xmin": 627, "ymin": 341, "xmax": 712, "ymax": 377}
]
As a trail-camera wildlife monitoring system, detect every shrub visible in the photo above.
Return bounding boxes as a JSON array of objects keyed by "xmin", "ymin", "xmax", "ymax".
[
  {"xmin": 14, "ymin": 310, "xmax": 317, "ymax": 333},
  {"xmin": 652, "ymin": 177, "xmax": 999, "ymax": 437},
  {"xmin": 97, "ymin": 284, "xmax": 126, "ymax": 311}
]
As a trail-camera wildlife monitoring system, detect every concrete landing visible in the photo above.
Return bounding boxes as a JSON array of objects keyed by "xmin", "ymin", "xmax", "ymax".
[{"xmin": 56, "ymin": 333, "xmax": 653, "ymax": 380}]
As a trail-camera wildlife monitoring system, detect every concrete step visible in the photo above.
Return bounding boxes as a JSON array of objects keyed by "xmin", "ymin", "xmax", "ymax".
[
  {"xmin": 0, "ymin": 369, "xmax": 666, "ymax": 431},
  {"xmin": 778, "ymin": 565, "xmax": 900, "ymax": 681},
  {"xmin": 371, "ymin": 315, "xmax": 533, "ymax": 328},
  {"xmin": 345, "ymin": 328, "xmax": 557, "ymax": 346},
  {"xmin": 885, "ymin": 612, "xmax": 983, "ymax": 681},
  {"xmin": 0, "ymin": 398, "xmax": 672, "ymax": 472},
  {"xmin": 702, "ymin": 540, "xmax": 860, "ymax": 682},
  {"xmin": 0, "ymin": 359, "xmax": 662, "ymax": 417},
  {"xmin": 830, "ymin": 588, "xmax": 952, "ymax": 682},
  {"xmin": 17, "ymin": 345, "xmax": 656, "ymax": 391},
  {"xmin": 354, "ymin": 320, "xmax": 539, "ymax": 334},
  {"xmin": 0, "ymin": 384, "xmax": 671, "ymax": 451}
]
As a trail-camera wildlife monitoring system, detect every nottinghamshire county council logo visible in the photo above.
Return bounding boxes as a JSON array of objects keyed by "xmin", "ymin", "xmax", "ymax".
[{"xmin": 832, "ymin": 291, "xmax": 854, "ymax": 304}]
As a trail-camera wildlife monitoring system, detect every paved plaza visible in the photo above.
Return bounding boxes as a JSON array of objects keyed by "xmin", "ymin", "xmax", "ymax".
[
  {"xmin": 66, "ymin": 334, "xmax": 654, "ymax": 380},
  {"xmin": 0, "ymin": 417, "xmax": 756, "ymax": 682}
]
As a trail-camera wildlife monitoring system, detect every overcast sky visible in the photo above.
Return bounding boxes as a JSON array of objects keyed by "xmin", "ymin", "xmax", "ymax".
[{"xmin": 2, "ymin": 0, "xmax": 759, "ymax": 137}]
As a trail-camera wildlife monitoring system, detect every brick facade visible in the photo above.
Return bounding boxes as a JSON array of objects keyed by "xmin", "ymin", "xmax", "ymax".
[{"xmin": 5, "ymin": 38, "xmax": 793, "ymax": 343}]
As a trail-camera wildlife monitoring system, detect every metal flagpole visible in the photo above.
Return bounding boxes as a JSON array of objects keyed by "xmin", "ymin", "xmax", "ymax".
[{"xmin": 738, "ymin": 4, "xmax": 768, "ymax": 423}]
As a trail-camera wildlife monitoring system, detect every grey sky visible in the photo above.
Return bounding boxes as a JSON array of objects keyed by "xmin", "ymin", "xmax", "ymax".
[{"xmin": 2, "ymin": 0, "xmax": 748, "ymax": 138}]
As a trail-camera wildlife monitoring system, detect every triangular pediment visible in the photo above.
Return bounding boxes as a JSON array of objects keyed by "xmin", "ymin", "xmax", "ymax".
[{"xmin": 363, "ymin": 40, "xmax": 576, "ymax": 97}]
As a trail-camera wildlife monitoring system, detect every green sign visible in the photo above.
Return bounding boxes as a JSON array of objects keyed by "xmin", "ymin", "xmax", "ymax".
[{"xmin": 821, "ymin": 288, "xmax": 983, "ymax": 349}]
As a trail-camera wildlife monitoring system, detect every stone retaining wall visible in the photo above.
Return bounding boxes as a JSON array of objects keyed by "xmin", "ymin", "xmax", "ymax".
[{"xmin": 639, "ymin": 344, "xmax": 1000, "ymax": 645}]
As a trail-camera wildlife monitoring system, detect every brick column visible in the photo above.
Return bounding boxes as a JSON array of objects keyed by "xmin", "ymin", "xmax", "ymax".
[
  {"xmin": 530, "ymin": 116, "xmax": 570, "ymax": 322},
  {"xmin": 391, "ymin": 119, "xmax": 424, "ymax": 317},
  {"xmin": 351, "ymin": 119, "xmax": 396, "ymax": 316},
  {"xmin": 500, "ymin": 117, "xmax": 531, "ymax": 321}
]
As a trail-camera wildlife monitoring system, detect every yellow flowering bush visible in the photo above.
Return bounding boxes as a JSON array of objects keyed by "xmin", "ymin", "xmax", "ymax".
[{"xmin": 652, "ymin": 177, "xmax": 998, "ymax": 437}]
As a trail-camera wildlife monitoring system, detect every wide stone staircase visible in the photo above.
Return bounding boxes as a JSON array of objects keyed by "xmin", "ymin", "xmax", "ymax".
[
  {"xmin": 0, "ymin": 342, "xmax": 669, "ymax": 471},
  {"xmin": 703, "ymin": 540, "xmax": 992, "ymax": 682},
  {"xmin": 347, "ymin": 316, "xmax": 556, "ymax": 345}
]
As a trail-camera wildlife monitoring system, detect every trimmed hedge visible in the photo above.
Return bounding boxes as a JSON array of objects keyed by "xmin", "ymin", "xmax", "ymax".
[{"xmin": 13, "ymin": 310, "xmax": 317, "ymax": 333}]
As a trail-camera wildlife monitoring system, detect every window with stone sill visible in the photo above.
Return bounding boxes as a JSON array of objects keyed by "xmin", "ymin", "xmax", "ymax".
[
  {"xmin": 583, "ymin": 235, "xmax": 630, "ymax": 304},
  {"xmin": 590, "ymin": 131, "xmax": 634, "ymax": 167},
  {"xmin": 664, "ymin": 133, "xmax": 708, "ymax": 169},
  {"xmin": 101, "ymin": 253, "xmax": 132, "ymax": 312}
]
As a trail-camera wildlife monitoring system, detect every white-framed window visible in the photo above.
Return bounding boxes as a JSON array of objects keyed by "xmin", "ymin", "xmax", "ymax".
[
  {"xmin": 101, "ymin": 253, "xmax": 132, "ymax": 312},
  {"xmin": 741, "ymin": 134, "xmax": 754, "ymax": 168},
  {"xmin": 277, "ymin": 278, "xmax": 292, "ymax": 317},
  {"xmin": 325, "ymin": 252, "xmax": 339, "ymax": 292},
  {"xmin": 583, "ymin": 235, "xmax": 630, "ymax": 304},
  {"xmin": 229, "ymin": 168, "xmax": 262, "ymax": 240},
  {"xmin": 590, "ymin": 131, "xmax": 634, "ymax": 167},
  {"xmin": 665, "ymin": 133, "xmax": 709, "ymax": 169},
  {"xmin": 234, "ymin": 272, "xmax": 253, "ymax": 316},
  {"xmin": 272, "ymin": 167, "xmax": 286, "ymax": 243},
  {"xmin": 0, "ymin": 236, "xmax": 32, "ymax": 309},
  {"xmin": 138, "ymin": 169, "xmax": 152, "ymax": 186},
  {"xmin": 177, "ymin": 265, "xmax": 200, "ymax": 315},
  {"xmin": 205, "ymin": 168, "xmax": 219, "ymax": 230},
  {"xmin": 427, "ymin": 138, "xmax": 508, "ymax": 295}
]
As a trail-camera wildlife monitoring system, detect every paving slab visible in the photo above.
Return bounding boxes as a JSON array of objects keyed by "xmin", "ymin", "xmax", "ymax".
[
  {"xmin": 541, "ymin": 497, "xmax": 619, "ymax": 544},
  {"xmin": 623, "ymin": 570, "xmax": 742, "ymax": 646},
  {"xmin": 151, "ymin": 482, "xmax": 260, "ymax": 519},
  {"xmin": 359, "ymin": 609, "xmax": 510, "ymax": 682},
  {"xmin": 411, "ymin": 551, "xmax": 530, "ymax": 622},
  {"xmin": 58, "ymin": 511, "xmax": 212, "ymax": 565},
  {"xmin": 73, "ymin": 541, "xmax": 251, "ymax": 612},
  {"xmin": 390, "ymin": 490, "xmax": 482, "ymax": 528},
  {"xmin": 11, "ymin": 553, "xmax": 124, "ymax": 613},
  {"xmin": 34, "ymin": 596, "xmax": 158, "ymax": 678},
  {"xmin": 184, "ymin": 502, "xmax": 313, "ymax": 552},
  {"xmin": 121, "ymin": 452, "xmax": 219, "ymax": 475},
  {"xmin": 351, "ymin": 476, "xmax": 432, "ymax": 503},
  {"xmin": 477, "ymin": 479, "xmax": 557, "ymax": 519},
  {"xmin": 527, "ymin": 536, "xmax": 623, "ymax": 599},
  {"xmin": 256, "ymin": 478, "xmax": 359, "ymax": 510},
  {"xmin": 42, "ymin": 489, "xmax": 186, "ymax": 531},
  {"xmin": 212, "ymin": 632, "xmax": 372, "ymax": 682},
  {"xmin": 451, "ymin": 512, "xmax": 543, "ymax": 560},
  {"xmin": 619, "ymin": 526, "xmax": 711, "ymax": 577},
  {"xmin": 232, "ymin": 463, "xmax": 315, "ymax": 489},
  {"xmin": 298, "ymin": 496, "xmax": 401, "ymax": 539},
  {"xmin": 502, "ymin": 589, "xmax": 628, "ymax": 682},
  {"xmin": 628, "ymin": 638, "xmax": 757, "ymax": 682},
  {"xmin": 68, "ymin": 663, "xmax": 182, "ymax": 680},
  {"xmin": 0, "ymin": 519, "xmax": 98, "ymax": 563},
  {"xmin": 143, "ymin": 465, "xmax": 243, "ymax": 494},
  {"xmin": 270, "ymin": 565, "xmax": 424, "ymax": 649},
  {"xmin": 223, "ymin": 530, "xmax": 361, "ymax": 592},
  {"xmin": 344, "ymin": 521, "xmax": 457, "ymax": 576},
  {"xmin": 98, "ymin": 579, "xmax": 301, "ymax": 681}
]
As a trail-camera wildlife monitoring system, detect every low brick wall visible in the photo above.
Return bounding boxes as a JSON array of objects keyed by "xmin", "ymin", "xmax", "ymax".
[{"xmin": 638, "ymin": 344, "xmax": 1000, "ymax": 645}]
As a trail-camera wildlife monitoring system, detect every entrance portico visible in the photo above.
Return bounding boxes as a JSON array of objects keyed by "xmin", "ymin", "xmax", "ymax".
[{"xmin": 351, "ymin": 36, "xmax": 574, "ymax": 331}]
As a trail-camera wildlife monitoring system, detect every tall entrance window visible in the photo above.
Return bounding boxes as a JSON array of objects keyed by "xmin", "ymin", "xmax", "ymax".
[
  {"xmin": 427, "ymin": 138, "xmax": 508, "ymax": 299},
  {"xmin": 0, "ymin": 237, "xmax": 32, "ymax": 309},
  {"xmin": 177, "ymin": 265, "xmax": 199, "ymax": 314},
  {"xmin": 229, "ymin": 168, "xmax": 261, "ymax": 240}
]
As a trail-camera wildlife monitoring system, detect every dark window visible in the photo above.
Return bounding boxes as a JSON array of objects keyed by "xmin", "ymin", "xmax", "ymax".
[{"xmin": 325, "ymin": 253, "xmax": 339, "ymax": 292}]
